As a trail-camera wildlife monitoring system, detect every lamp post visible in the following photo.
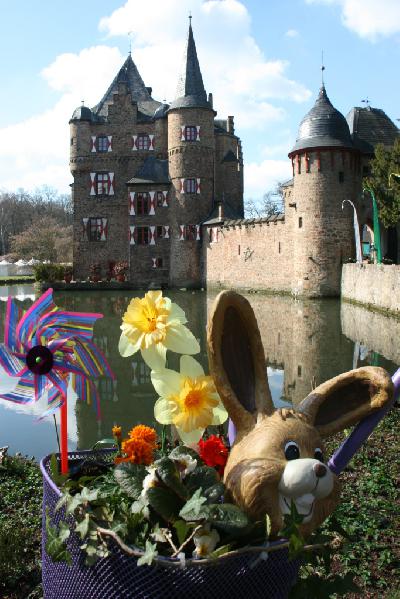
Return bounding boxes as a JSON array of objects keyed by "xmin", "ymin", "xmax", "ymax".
[{"xmin": 363, "ymin": 186, "xmax": 382, "ymax": 264}]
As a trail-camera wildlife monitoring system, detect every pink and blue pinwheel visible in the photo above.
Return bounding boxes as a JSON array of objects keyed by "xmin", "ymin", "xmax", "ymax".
[{"xmin": 0, "ymin": 289, "xmax": 114, "ymax": 464}]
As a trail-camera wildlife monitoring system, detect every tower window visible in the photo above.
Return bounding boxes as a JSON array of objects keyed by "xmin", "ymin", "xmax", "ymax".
[
  {"xmin": 185, "ymin": 178, "xmax": 196, "ymax": 193},
  {"xmin": 96, "ymin": 173, "xmax": 109, "ymax": 195},
  {"xmin": 97, "ymin": 136, "xmax": 109, "ymax": 152},
  {"xmin": 185, "ymin": 126, "xmax": 197, "ymax": 141},
  {"xmin": 136, "ymin": 193, "xmax": 149, "ymax": 215},
  {"xmin": 184, "ymin": 225, "xmax": 197, "ymax": 240},
  {"xmin": 299, "ymin": 217, "xmax": 303, "ymax": 228},
  {"xmin": 339, "ymin": 171, "xmax": 344, "ymax": 183},
  {"xmin": 137, "ymin": 134, "xmax": 150, "ymax": 151},
  {"xmin": 156, "ymin": 191, "xmax": 164, "ymax": 207},
  {"xmin": 135, "ymin": 226, "xmax": 150, "ymax": 245},
  {"xmin": 88, "ymin": 218, "xmax": 107, "ymax": 242}
]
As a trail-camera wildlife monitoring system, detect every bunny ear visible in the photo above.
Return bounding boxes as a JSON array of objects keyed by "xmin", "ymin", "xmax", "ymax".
[
  {"xmin": 299, "ymin": 366, "xmax": 393, "ymax": 437},
  {"xmin": 207, "ymin": 291, "xmax": 274, "ymax": 434}
]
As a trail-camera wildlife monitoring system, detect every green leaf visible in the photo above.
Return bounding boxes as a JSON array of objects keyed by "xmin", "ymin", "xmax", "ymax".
[
  {"xmin": 81, "ymin": 487, "xmax": 99, "ymax": 502},
  {"xmin": 185, "ymin": 466, "xmax": 219, "ymax": 494},
  {"xmin": 75, "ymin": 513, "xmax": 90, "ymax": 539},
  {"xmin": 179, "ymin": 488, "xmax": 209, "ymax": 522},
  {"xmin": 147, "ymin": 486, "xmax": 182, "ymax": 522},
  {"xmin": 173, "ymin": 520, "xmax": 190, "ymax": 545},
  {"xmin": 204, "ymin": 482, "xmax": 225, "ymax": 504},
  {"xmin": 209, "ymin": 543, "xmax": 232, "ymax": 559},
  {"xmin": 155, "ymin": 457, "xmax": 188, "ymax": 499},
  {"xmin": 49, "ymin": 453, "xmax": 69, "ymax": 487},
  {"xmin": 45, "ymin": 510, "xmax": 72, "ymax": 565},
  {"xmin": 168, "ymin": 445, "xmax": 199, "ymax": 461},
  {"xmin": 265, "ymin": 513, "xmax": 272, "ymax": 539},
  {"xmin": 207, "ymin": 503, "xmax": 250, "ymax": 535},
  {"xmin": 137, "ymin": 540, "xmax": 158, "ymax": 566},
  {"xmin": 114, "ymin": 463, "xmax": 146, "ymax": 499}
]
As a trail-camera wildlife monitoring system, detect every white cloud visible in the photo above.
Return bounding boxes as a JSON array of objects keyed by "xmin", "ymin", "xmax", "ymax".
[
  {"xmin": 285, "ymin": 29, "xmax": 299, "ymax": 38},
  {"xmin": 244, "ymin": 159, "xmax": 293, "ymax": 198},
  {"xmin": 306, "ymin": 0, "xmax": 400, "ymax": 40},
  {"xmin": 0, "ymin": 0, "xmax": 311, "ymax": 194}
]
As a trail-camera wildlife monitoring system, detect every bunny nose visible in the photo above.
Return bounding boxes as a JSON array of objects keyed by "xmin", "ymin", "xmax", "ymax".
[{"xmin": 313, "ymin": 463, "xmax": 327, "ymax": 478}]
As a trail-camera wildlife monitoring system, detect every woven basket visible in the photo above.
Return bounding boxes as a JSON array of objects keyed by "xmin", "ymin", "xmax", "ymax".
[{"xmin": 41, "ymin": 451, "xmax": 300, "ymax": 599}]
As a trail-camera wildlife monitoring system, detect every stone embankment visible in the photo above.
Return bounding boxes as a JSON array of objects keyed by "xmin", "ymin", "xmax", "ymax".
[{"xmin": 342, "ymin": 263, "xmax": 400, "ymax": 316}]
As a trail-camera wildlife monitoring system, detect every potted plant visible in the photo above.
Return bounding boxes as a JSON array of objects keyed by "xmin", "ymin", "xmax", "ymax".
[
  {"xmin": 63, "ymin": 265, "xmax": 73, "ymax": 284},
  {"xmin": 90, "ymin": 263, "xmax": 101, "ymax": 283},
  {"xmin": 114, "ymin": 261, "xmax": 128, "ymax": 282}
]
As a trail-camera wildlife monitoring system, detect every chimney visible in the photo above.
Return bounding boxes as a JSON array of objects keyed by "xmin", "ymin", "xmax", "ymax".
[
  {"xmin": 227, "ymin": 116, "xmax": 234, "ymax": 134},
  {"xmin": 208, "ymin": 92, "xmax": 213, "ymax": 108},
  {"xmin": 218, "ymin": 201, "xmax": 224, "ymax": 219}
]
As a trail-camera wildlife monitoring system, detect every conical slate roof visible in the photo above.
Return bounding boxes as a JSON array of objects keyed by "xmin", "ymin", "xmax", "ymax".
[
  {"xmin": 169, "ymin": 23, "xmax": 211, "ymax": 110},
  {"xmin": 290, "ymin": 86, "xmax": 353, "ymax": 154},
  {"xmin": 92, "ymin": 55, "xmax": 160, "ymax": 118},
  {"xmin": 346, "ymin": 106, "xmax": 399, "ymax": 154}
]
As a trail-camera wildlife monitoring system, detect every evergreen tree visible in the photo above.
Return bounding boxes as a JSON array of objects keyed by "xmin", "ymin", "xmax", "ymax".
[{"xmin": 365, "ymin": 139, "xmax": 400, "ymax": 228}]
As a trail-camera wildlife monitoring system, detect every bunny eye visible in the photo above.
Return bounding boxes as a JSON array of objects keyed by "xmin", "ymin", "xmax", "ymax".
[
  {"xmin": 284, "ymin": 441, "xmax": 300, "ymax": 460},
  {"xmin": 314, "ymin": 448, "xmax": 324, "ymax": 462}
]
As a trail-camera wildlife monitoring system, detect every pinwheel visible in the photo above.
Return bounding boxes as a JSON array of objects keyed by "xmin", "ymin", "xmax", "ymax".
[{"xmin": 0, "ymin": 288, "xmax": 114, "ymax": 473}]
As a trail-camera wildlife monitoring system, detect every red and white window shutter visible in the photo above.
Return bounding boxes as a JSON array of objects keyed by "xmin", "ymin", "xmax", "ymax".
[
  {"xmin": 100, "ymin": 218, "xmax": 108, "ymax": 241},
  {"xmin": 129, "ymin": 192, "xmax": 136, "ymax": 215},
  {"xmin": 90, "ymin": 173, "xmax": 96, "ymax": 196},
  {"xmin": 195, "ymin": 225, "xmax": 201, "ymax": 241},
  {"xmin": 108, "ymin": 173, "xmax": 115, "ymax": 195},
  {"xmin": 129, "ymin": 225, "xmax": 135, "ymax": 245},
  {"xmin": 196, "ymin": 178, "xmax": 201, "ymax": 194},
  {"xmin": 149, "ymin": 191, "xmax": 156, "ymax": 215},
  {"xmin": 196, "ymin": 126, "xmax": 201, "ymax": 141},
  {"xmin": 149, "ymin": 226, "xmax": 156, "ymax": 245},
  {"xmin": 179, "ymin": 225, "xmax": 185, "ymax": 240},
  {"xmin": 180, "ymin": 179, "xmax": 185, "ymax": 194},
  {"xmin": 180, "ymin": 125, "xmax": 186, "ymax": 141},
  {"xmin": 91, "ymin": 136, "xmax": 97, "ymax": 153},
  {"xmin": 107, "ymin": 136, "xmax": 113, "ymax": 152},
  {"xmin": 162, "ymin": 191, "xmax": 168, "ymax": 207},
  {"xmin": 149, "ymin": 135, "xmax": 155, "ymax": 151},
  {"xmin": 132, "ymin": 135, "xmax": 138, "ymax": 151},
  {"xmin": 82, "ymin": 218, "xmax": 89, "ymax": 239},
  {"xmin": 163, "ymin": 225, "xmax": 170, "ymax": 239}
]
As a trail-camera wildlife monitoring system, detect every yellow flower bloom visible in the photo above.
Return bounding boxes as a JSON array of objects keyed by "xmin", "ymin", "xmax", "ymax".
[
  {"xmin": 152, "ymin": 355, "xmax": 228, "ymax": 444},
  {"xmin": 118, "ymin": 291, "xmax": 200, "ymax": 370}
]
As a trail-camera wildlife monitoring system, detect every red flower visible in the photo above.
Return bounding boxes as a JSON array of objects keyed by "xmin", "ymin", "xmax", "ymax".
[{"xmin": 198, "ymin": 435, "xmax": 228, "ymax": 475}]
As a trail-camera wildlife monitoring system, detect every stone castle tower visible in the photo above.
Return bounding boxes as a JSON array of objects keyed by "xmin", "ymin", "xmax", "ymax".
[{"xmin": 70, "ymin": 21, "xmax": 243, "ymax": 287}]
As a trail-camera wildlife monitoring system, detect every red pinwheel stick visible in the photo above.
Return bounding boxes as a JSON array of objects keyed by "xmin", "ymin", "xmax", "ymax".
[{"xmin": 60, "ymin": 399, "xmax": 69, "ymax": 474}]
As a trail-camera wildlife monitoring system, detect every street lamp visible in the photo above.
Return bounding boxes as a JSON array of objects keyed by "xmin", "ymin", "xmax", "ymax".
[{"xmin": 362, "ymin": 185, "xmax": 382, "ymax": 264}]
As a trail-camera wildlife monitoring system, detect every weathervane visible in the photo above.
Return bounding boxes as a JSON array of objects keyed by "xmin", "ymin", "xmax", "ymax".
[
  {"xmin": 189, "ymin": 11, "xmax": 192, "ymax": 25},
  {"xmin": 361, "ymin": 97, "xmax": 370, "ymax": 106},
  {"xmin": 128, "ymin": 31, "xmax": 133, "ymax": 55}
]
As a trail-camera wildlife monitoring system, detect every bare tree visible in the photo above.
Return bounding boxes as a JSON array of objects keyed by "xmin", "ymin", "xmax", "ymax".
[{"xmin": 244, "ymin": 182, "xmax": 285, "ymax": 219}]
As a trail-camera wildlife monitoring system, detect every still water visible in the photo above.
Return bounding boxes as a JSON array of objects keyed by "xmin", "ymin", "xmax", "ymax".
[{"xmin": 0, "ymin": 284, "xmax": 398, "ymax": 459}]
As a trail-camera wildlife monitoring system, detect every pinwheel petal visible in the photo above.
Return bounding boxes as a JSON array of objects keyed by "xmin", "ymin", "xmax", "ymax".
[
  {"xmin": 73, "ymin": 339, "xmax": 114, "ymax": 378},
  {"xmin": 34, "ymin": 374, "xmax": 51, "ymax": 403},
  {"xmin": 37, "ymin": 310, "xmax": 103, "ymax": 344},
  {"xmin": 46, "ymin": 369, "xmax": 69, "ymax": 400},
  {"xmin": 0, "ymin": 372, "xmax": 35, "ymax": 404},
  {"xmin": 4, "ymin": 298, "xmax": 24, "ymax": 352},
  {"xmin": 0, "ymin": 343, "xmax": 26, "ymax": 377},
  {"xmin": 16, "ymin": 288, "xmax": 56, "ymax": 348}
]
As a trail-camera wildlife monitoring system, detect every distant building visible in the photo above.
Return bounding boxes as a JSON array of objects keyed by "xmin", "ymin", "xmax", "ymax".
[{"xmin": 70, "ymin": 21, "xmax": 243, "ymax": 287}]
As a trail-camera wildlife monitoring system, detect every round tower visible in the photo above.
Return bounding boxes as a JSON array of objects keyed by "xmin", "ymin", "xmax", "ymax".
[
  {"xmin": 167, "ymin": 21, "xmax": 215, "ymax": 288},
  {"xmin": 288, "ymin": 85, "xmax": 360, "ymax": 297}
]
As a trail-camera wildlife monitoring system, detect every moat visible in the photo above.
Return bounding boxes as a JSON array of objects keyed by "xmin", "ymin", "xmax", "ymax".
[{"xmin": 0, "ymin": 284, "xmax": 398, "ymax": 458}]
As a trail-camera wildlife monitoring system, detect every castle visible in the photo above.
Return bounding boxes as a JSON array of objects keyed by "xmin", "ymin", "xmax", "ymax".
[{"xmin": 70, "ymin": 22, "xmax": 399, "ymax": 297}]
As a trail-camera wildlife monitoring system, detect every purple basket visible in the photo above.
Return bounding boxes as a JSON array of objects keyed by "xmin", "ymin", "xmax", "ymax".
[{"xmin": 41, "ymin": 451, "xmax": 300, "ymax": 599}]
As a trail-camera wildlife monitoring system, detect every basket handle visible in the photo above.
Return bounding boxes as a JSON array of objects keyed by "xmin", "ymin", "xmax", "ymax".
[{"xmin": 328, "ymin": 367, "xmax": 400, "ymax": 475}]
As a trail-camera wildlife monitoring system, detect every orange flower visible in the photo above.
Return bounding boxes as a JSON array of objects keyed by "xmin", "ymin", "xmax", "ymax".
[
  {"xmin": 112, "ymin": 425, "xmax": 122, "ymax": 438},
  {"xmin": 122, "ymin": 437, "xmax": 155, "ymax": 466},
  {"xmin": 128, "ymin": 425, "xmax": 157, "ymax": 448},
  {"xmin": 114, "ymin": 456, "xmax": 131, "ymax": 465}
]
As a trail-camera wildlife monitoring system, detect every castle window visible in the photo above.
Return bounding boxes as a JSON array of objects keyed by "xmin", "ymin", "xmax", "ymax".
[
  {"xmin": 156, "ymin": 225, "xmax": 164, "ymax": 239},
  {"xmin": 97, "ymin": 136, "xmax": 109, "ymax": 152},
  {"xmin": 97, "ymin": 173, "xmax": 109, "ymax": 195},
  {"xmin": 137, "ymin": 134, "xmax": 150, "ymax": 151},
  {"xmin": 135, "ymin": 226, "xmax": 150, "ymax": 245},
  {"xmin": 152, "ymin": 257, "xmax": 163, "ymax": 268},
  {"xmin": 184, "ymin": 225, "xmax": 197, "ymax": 240},
  {"xmin": 157, "ymin": 191, "xmax": 164, "ymax": 207},
  {"xmin": 136, "ymin": 193, "xmax": 150, "ymax": 215},
  {"xmin": 298, "ymin": 217, "xmax": 303, "ymax": 228},
  {"xmin": 87, "ymin": 217, "xmax": 107, "ymax": 242},
  {"xmin": 185, "ymin": 126, "xmax": 197, "ymax": 141},
  {"xmin": 185, "ymin": 178, "xmax": 196, "ymax": 193},
  {"xmin": 338, "ymin": 171, "xmax": 345, "ymax": 183},
  {"xmin": 98, "ymin": 377, "xmax": 114, "ymax": 401},
  {"xmin": 278, "ymin": 241, "xmax": 281, "ymax": 254}
]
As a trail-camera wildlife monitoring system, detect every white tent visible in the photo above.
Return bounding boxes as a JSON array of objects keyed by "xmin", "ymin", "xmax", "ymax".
[
  {"xmin": 15, "ymin": 259, "xmax": 28, "ymax": 266},
  {"xmin": 0, "ymin": 259, "xmax": 11, "ymax": 265},
  {"xmin": 27, "ymin": 258, "xmax": 40, "ymax": 265}
]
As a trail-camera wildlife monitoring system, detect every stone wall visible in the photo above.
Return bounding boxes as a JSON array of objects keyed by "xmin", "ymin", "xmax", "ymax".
[
  {"xmin": 342, "ymin": 263, "xmax": 400, "ymax": 315},
  {"xmin": 203, "ymin": 217, "xmax": 293, "ymax": 292}
]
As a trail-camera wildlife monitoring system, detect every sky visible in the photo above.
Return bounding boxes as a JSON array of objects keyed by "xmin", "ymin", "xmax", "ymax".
[{"xmin": 0, "ymin": 0, "xmax": 399, "ymax": 201}]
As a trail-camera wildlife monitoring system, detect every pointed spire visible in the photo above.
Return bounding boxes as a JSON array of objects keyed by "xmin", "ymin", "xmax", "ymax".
[{"xmin": 169, "ymin": 19, "xmax": 211, "ymax": 110}]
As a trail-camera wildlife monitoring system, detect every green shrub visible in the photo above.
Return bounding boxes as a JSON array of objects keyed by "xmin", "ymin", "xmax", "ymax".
[{"xmin": 33, "ymin": 263, "xmax": 65, "ymax": 282}]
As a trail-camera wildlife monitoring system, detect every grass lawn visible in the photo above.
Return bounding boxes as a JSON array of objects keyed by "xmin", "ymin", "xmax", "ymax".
[
  {"xmin": 0, "ymin": 276, "xmax": 35, "ymax": 284},
  {"xmin": 0, "ymin": 406, "xmax": 399, "ymax": 599}
]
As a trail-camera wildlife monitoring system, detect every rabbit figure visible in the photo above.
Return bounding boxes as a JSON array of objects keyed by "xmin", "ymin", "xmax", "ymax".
[{"xmin": 207, "ymin": 291, "xmax": 393, "ymax": 537}]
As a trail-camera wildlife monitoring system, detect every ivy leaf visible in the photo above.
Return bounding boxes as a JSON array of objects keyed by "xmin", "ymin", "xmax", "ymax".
[
  {"xmin": 137, "ymin": 540, "xmax": 158, "ymax": 566},
  {"xmin": 147, "ymin": 486, "xmax": 182, "ymax": 522},
  {"xmin": 81, "ymin": 487, "xmax": 99, "ymax": 502},
  {"xmin": 168, "ymin": 445, "xmax": 199, "ymax": 461},
  {"xmin": 179, "ymin": 488, "xmax": 209, "ymax": 522},
  {"xmin": 207, "ymin": 503, "xmax": 250, "ymax": 535},
  {"xmin": 114, "ymin": 463, "xmax": 146, "ymax": 499},
  {"xmin": 75, "ymin": 513, "xmax": 90, "ymax": 539},
  {"xmin": 49, "ymin": 453, "xmax": 68, "ymax": 487},
  {"xmin": 173, "ymin": 519, "xmax": 190, "ymax": 545},
  {"xmin": 185, "ymin": 466, "xmax": 219, "ymax": 494},
  {"xmin": 209, "ymin": 543, "xmax": 232, "ymax": 559},
  {"xmin": 65, "ymin": 492, "xmax": 85, "ymax": 515},
  {"xmin": 45, "ymin": 510, "xmax": 72, "ymax": 565},
  {"xmin": 155, "ymin": 457, "xmax": 188, "ymax": 499}
]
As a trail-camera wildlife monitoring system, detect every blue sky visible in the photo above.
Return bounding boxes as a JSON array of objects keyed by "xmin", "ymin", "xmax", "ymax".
[{"xmin": 0, "ymin": 0, "xmax": 399, "ymax": 200}]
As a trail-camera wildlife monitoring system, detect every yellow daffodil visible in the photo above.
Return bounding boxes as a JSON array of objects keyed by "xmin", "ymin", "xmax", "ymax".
[
  {"xmin": 118, "ymin": 291, "xmax": 200, "ymax": 370},
  {"xmin": 152, "ymin": 355, "xmax": 228, "ymax": 444}
]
